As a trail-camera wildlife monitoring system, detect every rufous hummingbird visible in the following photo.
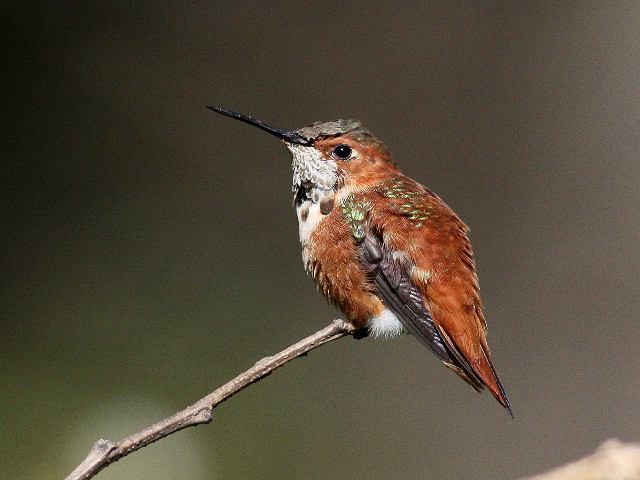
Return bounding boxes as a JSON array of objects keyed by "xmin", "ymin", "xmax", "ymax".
[{"xmin": 208, "ymin": 106, "xmax": 512, "ymax": 416}]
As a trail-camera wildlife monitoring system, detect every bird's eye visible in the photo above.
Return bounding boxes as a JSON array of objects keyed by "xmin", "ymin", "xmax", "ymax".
[{"xmin": 333, "ymin": 144, "xmax": 352, "ymax": 160}]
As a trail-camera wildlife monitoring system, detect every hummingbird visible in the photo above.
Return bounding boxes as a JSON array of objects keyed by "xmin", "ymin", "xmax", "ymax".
[{"xmin": 207, "ymin": 106, "xmax": 512, "ymax": 416}]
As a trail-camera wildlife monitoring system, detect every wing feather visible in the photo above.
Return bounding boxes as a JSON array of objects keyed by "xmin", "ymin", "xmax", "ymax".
[
  {"xmin": 360, "ymin": 176, "xmax": 512, "ymax": 415},
  {"xmin": 362, "ymin": 232, "xmax": 485, "ymax": 391}
]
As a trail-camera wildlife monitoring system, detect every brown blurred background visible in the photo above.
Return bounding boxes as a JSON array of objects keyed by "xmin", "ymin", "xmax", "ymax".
[{"xmin": 2, "ymin": 2, "xmax": 640, "ymax": 479}]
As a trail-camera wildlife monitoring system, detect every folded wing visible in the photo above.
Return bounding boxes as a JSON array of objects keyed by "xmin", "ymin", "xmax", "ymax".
[{"xmin": 360, "ymin": 176, "xmax": 512, "ymax": 415}]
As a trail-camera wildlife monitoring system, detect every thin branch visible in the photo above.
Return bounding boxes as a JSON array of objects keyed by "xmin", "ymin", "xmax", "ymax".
[
  {"xmin": 65, "ymin": 319, "xmax": 355, "ymax": 480},
  {"xmin": 65, "ymin": 320, "xmax": 640, "ymax": 480}
]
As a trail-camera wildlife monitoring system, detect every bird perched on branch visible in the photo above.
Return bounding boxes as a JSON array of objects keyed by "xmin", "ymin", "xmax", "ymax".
[{"xmin": 208, "ymin": 106, "xmax": 512, "ymax": 416}]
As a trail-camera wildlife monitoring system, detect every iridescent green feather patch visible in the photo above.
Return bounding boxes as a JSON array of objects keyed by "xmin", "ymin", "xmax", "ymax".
[
  {"xmin": 341, "ymin": 194, "xmax": 371, "ymax": 241},
  {"xmin": 382, "ymin": 177, "xmax": 434, "ymax": 227}
]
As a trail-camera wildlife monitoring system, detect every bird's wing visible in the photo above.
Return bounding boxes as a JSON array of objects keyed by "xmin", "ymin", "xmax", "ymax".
[
  {"xmin": 361, "ymin": 232, "xmax": 485, "ymax": 390},
  {"xmin": 360, "ymin": 175, "xmax": 512, "ymax": 414}
]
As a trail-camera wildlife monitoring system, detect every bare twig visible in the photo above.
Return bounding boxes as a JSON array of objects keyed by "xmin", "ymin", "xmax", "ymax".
[
  {"xmin": 65, "ymin": 319, "xmax": 354, "ymax": 480},
  {"xmin": 65, "ymin": 320, "xmax": 640, "ymax": 480}
]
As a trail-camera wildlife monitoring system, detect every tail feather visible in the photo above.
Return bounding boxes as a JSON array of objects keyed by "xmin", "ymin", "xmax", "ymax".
[{"xmin": 480, "ymin": 345, "xmax": 513, "ymax": 418}]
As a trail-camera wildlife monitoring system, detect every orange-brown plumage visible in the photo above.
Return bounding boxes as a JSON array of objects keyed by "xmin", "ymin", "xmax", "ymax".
[
  {"xmin": 369, "ymin": 176, "xmax": 507, "ymax": 408},
  {"xmin": 304, "ymin": 134, "xmax": 511, "ymax": 413},
  {"xmin": 208, "ymin": 106, "xmax": 512, "ymax": 415}
]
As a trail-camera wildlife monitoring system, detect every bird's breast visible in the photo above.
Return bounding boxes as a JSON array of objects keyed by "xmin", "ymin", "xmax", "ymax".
[{"xmin": 293, "ymin": 188, "xmax": 384, "ymax": 329}]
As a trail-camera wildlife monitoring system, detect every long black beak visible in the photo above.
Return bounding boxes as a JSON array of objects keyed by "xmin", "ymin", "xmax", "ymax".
[{"xmin": 207, "ymin": 106, "xmax": 311, "ymax": 145}]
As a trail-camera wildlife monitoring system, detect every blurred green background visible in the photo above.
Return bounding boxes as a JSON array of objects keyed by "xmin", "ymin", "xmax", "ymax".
[{"xmin": 3, "ymin": 2, "xmax": 640, "ymax": 479}]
